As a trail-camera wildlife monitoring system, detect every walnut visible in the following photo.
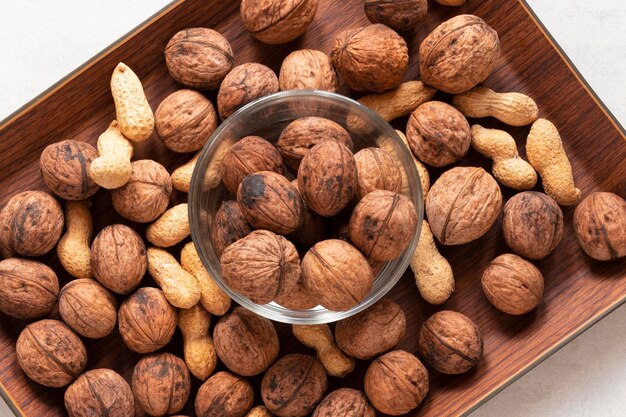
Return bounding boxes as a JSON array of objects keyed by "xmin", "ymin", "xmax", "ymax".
[
  {"xmin": 279, "ymin": 49, "xmax": 338, "ymax": 92},
  {"xmin": 482, "ymin": 254, "xmax": 544, "ymax": 315},
  {"xmin": 195, "ymin": 371, "xmax": 254, "ymax": 417},
  {"xmin": 16, "ymin": 319, "xmax": 87, "ymax": 387},
  {"xmin": 420, "ymin": 14, "xmax": 500, "ymax": 94},
  {"xmin": 0, "ymin": 258, "xmax": 58, "ymax": 319},
  {"xmin": 331, "ymin": 24, "xmax": 408, "ymax": 92},
  {"xmin": 302, "ymin": 239, "xmax": 373, "ymax": 311},
  {"xmin": 165, "ymin": 28, "xmax": 234, "ymax": 90},
  {"xmin": 353, "ymin": 147, "xmax": 402, "ymax": 198},
  {"xmin": 91, "ymin": 224, "xmax": 147, "ymax": 294},
  {"xmin": 298, "ymin": 141, "xmax": 357, "ymax": 217},
  {"xmin": 335, "ymin": 298, "xmax": 406, "ymax": 360},
  {"xmin": 220, "ymin": 230, "xmax": 300, "ymax": 304},
  {"xmin": 274, "ymin": 279, "xmax": 320, "ymax": 310},
  {"xmin": 213, "ymin": 307, "xmax": 279, "ymax": 376},
  {"xmin": 211, "ymin": 200, "xmax": 253, "ymax": 257},
  {"xmin": 132, "ymin": 352, "xmax": 191, "ymax": 416},
  {"xmin": 155, "ymin": 89, "xmax": 218, "ymax": 153},
  {"xmin": 406, "ymin": 101, "xmax": 471, "ymax": 167},
  {"xmin": 502, "ymin": 191, "xmax": 563, "ymax": 259},
  {"xmin": 425, "ymin": 167, "xmax": 502, "ymax": 245},
  {"xmin": 364, "ymin": 350, "xmax": 429, "ymax": 416},
  {"xmin": 261, "ymin": 354, "xmax": 327, "ymax": 417},
  {"xmin": 417, "ymin": 310, "xmax": 483, "ymax": 374},
  {"xmin": 287, "ymin": 179, "xmax": 326, "ymax": 249},
  {"xmin": 64, "ymin": 369, "xmax": 134, "ymax": 417},
  {"xmin": 0, "ymin": 191, "xmax": 64, "ymax": 257},
  {"xmin": 313, "ymin": 388, "xmax": 374, "ymax": 417},
  {"xmin": 111, "ymin": 160, "xmax": 172, "ymax": 223},
  {"xmin": 220, "ymin": 136, "xmax": 285, "ymax": 193},
  {"xmin": 118, "ymin": 287, "xmax": 177, "ymax": 353},
  {"xmin": 364, "ymin": 0, "xmax": 428, "ymax": 32},
  {"xmin": 40, "ymin": 140, "xmax": 100, "ymax": 200},
  {"xmin": 59, "ymin": 279, "xmax": 117, "ymax": 339},
  {"xmin": 240, "ymin": 0, "xmax": 319, "ymax": 44},
  {"xmin": 573, "ymin": 192, "xmax": 626, "ymax": 260},
  {"xmin": 217, "ymin": 63, "xmax": 279, "ymax": 119}
]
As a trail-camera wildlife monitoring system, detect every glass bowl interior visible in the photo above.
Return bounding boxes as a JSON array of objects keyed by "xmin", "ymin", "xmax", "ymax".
[{"xmin": 189, "ymin": 90, "xmax": 423, "ymax": 324}]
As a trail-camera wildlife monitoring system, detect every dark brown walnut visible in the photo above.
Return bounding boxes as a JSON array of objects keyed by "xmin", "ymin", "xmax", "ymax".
[
  {"xmin": 155, "ymin": 89, "xmax": 218, "ymax": 153},
  {"xmin": 132, "ymin": 353, "xmax": 191, "ymax": 417},
  {"xmin": 313, "ymin": 388, "xmax": 374, "ymax": 417},
  {"xmin": 417, "ymin": 310, "xmax": 483, "ymax": 374},
  {"xmin": 482, "ymin": 254, "xmax": 544, "ymax": 315},
  {"xmin": 302, "ymin": 239, "xmax": 373, "ymax": 311},
  {"xmin": 217, "ymin": 63, "xmax": 279, "ymax": 119},
  {"xmin": 350, "ymin": 190, "xmax": 417, "ymax": 261},
  {"xmin": 0, "ymin": 258, "xmax": 58, "ymax": 319},
  {"xmin": 287, "ymin": 179, "xmax": 326, "ymax": 249},
  {"xmin": 91, "ymin": 224, "xmax": 147, "ymax": 294},
  {"xmin": 502, "ymin": 191, "xmax": 563, "ymax": 260},
  {"xmin": 165, "ymin": 28, "xmax": 234, "ymax": 90},
  {"xmin": 364, "ymin": 350, "xmax": 429, "ymax": 416},
  {"xmin": 213, "ymin": 307, "xmax": 279, "ymax": 376},
  {"xmin": 111, "ymin": 160, "xmax": 172, "ymax": 223},
  {"xmin": 426, "ymin": 166, "xmax": 502, "ymax": 245},
  {"xmin": 354, "ymin": 147, "xmax": 403, "ymax": 198},
  {"xmin": 406, "ymin": 101, "xmax": 472, "ymax": 167},
  {"xmin": 573, "ymin": 192, "xmax": 626, "ymax": 260},
  {"xmin": 58, "ymin": 279, "xmax": 117, "ymax": 339},
  {"xmin": 118, "ymin": 287, "xmax": 177, "ymax": 353},
  {"xmin": 262, "ymin": 353, "xmax": 327, "ymax": 417},
  {"xmin": 331, "ymin": 24, "xmax": 408, "ymax": 93},
  {"xmin": 0, "ymin": 190, "xmax": 64, "ymax": 257},
  {"xmin": 40, "ymin": 140, "xmax": 100, "ymax": 200},
  {"xmin": 195, "ymin": 371, "xmax": 254, "ymax": 417},
  {"xmin": 220, "ymin": 230, "xmax": 300, "ymax": 304},
  {"xmin": 364, "ymin": 0, "xmax": 428, "ymax": 32},
  {"xmin": 211, "ymin": 200, "xmax": 253, "ymax": 256},
  {"xmin": 298, "ymin": 141, "xmax": 357, "ymax": 217},
  {"xmin": 335, "ymin": 298, "xmax": 406, "ymax": 360},
  {"xmin": 237, "ymin": 171, "xmax": 304, "ymax": 235},
  {"xmin": 279, "ymin": 49, "xmax": 338, "ymax": 92},
  {"xmin": 64, "ymin": 369, "xmax": 134, "ymax": 417},
  {"xmin": 274, "ymin": 279, "xmax": 320, "ymax": 310},
  {"xmin": 240, "ymin": 0, "xmax": 319, "ymax": 44},
  {"xmin": 220, "ymin": 135, "xmax": 285, "ymax": 193},
  {"xmin": 16, "ymin": 319, "xmax": 87, "ymax": 388},
  {"xmin": 420, "ymin": 14, "xmax": 500, "ymax": 93}
]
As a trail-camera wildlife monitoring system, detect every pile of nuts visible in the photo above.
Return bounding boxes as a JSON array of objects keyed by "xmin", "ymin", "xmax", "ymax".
[{"xmin": 1, "ymin": 1, "xmax": 625, "ymax": 417}]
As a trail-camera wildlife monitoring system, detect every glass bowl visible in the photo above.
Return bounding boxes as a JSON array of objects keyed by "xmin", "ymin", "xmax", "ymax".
[{"xmin": 189, "ymin": 90, "xmax": 423, "ymax": 324}]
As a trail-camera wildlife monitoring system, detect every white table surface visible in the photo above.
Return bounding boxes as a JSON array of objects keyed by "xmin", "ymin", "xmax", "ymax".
[{"xmin": 0, "ymin": 1, "xmax": 624, "ymax": 416}]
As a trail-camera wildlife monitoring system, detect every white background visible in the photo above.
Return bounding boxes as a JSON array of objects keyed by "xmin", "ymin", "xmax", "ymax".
[{"xmin": 0, "ymin": 1, "xmax": 624, "ymax": 416}]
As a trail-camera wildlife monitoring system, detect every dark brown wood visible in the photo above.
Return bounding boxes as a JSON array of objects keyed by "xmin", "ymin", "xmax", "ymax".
[{"xmin": 1, "ymin": 0, "xmax": 625, "ymax": 416}]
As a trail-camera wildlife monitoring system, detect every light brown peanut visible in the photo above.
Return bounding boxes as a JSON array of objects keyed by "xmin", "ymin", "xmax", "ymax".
[
  {"xmin": 147, "ymin": 247, "xmax": 201, "ymax": 309},
  {"xmin": 110, "ymin": 63, "xmax": 154, "ymax": 142},
  {"xmin": 246, "ymin": 405, "xmax": 274, "ymax": 417},
  {"xmin": 147, "ymin": 203, "xmax": 190, "ymax": 247},
  {"xmin": 179, "ymin": 303, "xmax": 217, "ymax": 381},
  {"xmin": 453, "ymin": 87, "xmax": 539, "ymax": 127},
  {"xmin": 57, "ymin": 200, "xmax": 92, "ymax": 279},
  {"xmin": 172, "ymin": 151, "xmax": 200, "ymax": 193},
  {"xmin": 292, "ymin": 324, "xmax": 354, "ymax": 378},
  {"xmin": 89, "ymin": 121, "xmax": 133, "ymax": 189}
]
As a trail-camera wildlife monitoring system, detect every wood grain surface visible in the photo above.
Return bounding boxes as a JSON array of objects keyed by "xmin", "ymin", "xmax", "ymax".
[{"xmin": 1, "ymin": 0, "xmax": 625, "ymax": 416}]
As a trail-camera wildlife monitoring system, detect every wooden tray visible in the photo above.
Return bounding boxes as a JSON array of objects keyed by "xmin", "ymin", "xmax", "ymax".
[{"xmin": 1, "ymin": 0, "xmax": 625, "ymax": 416}]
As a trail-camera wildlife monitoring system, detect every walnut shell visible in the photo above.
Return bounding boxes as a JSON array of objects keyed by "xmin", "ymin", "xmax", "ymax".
[
  {"xmin": 155, "ymin": 89, "xmax": 218, "ymax": 153},
  {"xmin": 406, "ymin": 101, "xmax": 471, "ymax": 167},
  {"xmin": 274, "ymin": 279, "xmax": 320, "ymax": 310},
  {"xmin": 417, "ymin": 310, "xmax": 483, "ymax": 374},
  {"xmin": 425, "ymin": 166, "xmax": 502, "ymax": 245},
  {"xmin": 59, "ymin": 279, "xmax": 117, "ymax": 339},
  {"xmin": 364, "ymin": 0, "xmax": 428, "ymax": 32},
  {"xmin": 220, "ymin": 230, "xmax": 300, "ymax": 304},
  {"xmin": 302, "ymin": 239, "xmax": 373, "ymax": 311},
  {"xmin": 0, "ymin": 191, "xmax": 64, "ymax": 257},
  {"xmin": 91, "ymin": 224, "xmax": 147, "ymax": 294},
  {"xmin": 331, "ymin": 24, "xmax": 408, "ymax": 93},
  {"xmin": 40, "ymin": 140, "xmax": 100, "ymax": 200},
  {"xmin": 573, "ymin": 192, "xmax": 626, "ymax": 260},
  {"xmin": 240, "ymin": 0, "xmax": 319, "ymax": 44},
  {"xmin": 287, "ymin": 179, "xmax": 326, "ymax": 249},
  {"xmin": 211, "ymin": 200, "xmax": 253, "ymax": 257},
  {"xmin": 16, "ymin": 319, "xmax": 87, "ymax": 387},
  {"xmin": 420, "ymin": 14, "xmax": 500, "ymax": 94},
  {"xmin": 217, "ymin": 63, "xmax": 279, "ymax": 119},
  {"xmin": 64, "ymin": 369, "xmax": 134, "ymax": 417},
  {"xmin": 262, "ymin": 354, "xmax": 327, "ymax": 417},
  {"xmin": 213, "ymin": 307, "xmax": 279, "ymax": 376},
  {"xmin": 353, "ymin": 147, "xmax": 402, "ymax": 198},
  {"xmin": 0, "ymin": 258, "xmax": 58, "ymax": 319},
  {"xmin": 132, "ymin": 352, "xmax": 191, "ymax": 417},
  {"xmin": 335, "ymin": 298, "xmax": 406, "ymax": 360},
  {"xmin": 118, "ymin": 287, "xmax": 177, "ymax": 353},
  {"xmin": 165, "ymin": 28, "xmax": 234, "ymax": 90},
  {"xmin": 196, "ymin": 371, "xmax": 254, "ymax": 417},
  {"xmin": 482, "ymin": 254, "xmax": 544, "ymax": 315},
  {"xmin": 313, "ymin": 388, "xmax": 374, "ymax": 417},
  {"xmin": 279, "ymin": 49, "xmax": 338, "ymax": 92},
  {"xmin": 111, "ymin": 160, "xmax": 172, "ymax": 223},
  {"xmin": 502, "ymin": 191, "xmax": 563, "ymax": 260}
]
